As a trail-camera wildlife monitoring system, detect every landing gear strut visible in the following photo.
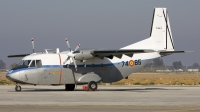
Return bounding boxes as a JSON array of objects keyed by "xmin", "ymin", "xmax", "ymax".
[
  {"xmin": 88, "ymin": 81, "xmax": 98, "ymax": 91},
  {"xmin": 15, "ymin": 83, "xmax": 21, "ymax": 92},
  {"xmin": 65, "ymin": 84, "xmax": 75, "ymax": 91}
]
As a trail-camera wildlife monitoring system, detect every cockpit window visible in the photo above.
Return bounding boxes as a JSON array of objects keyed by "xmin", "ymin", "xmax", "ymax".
[
  {"xmin": 29, "ymin": 60, "xmax": 42, "ymax": 68},
  {"xmin": 36, "ymin": 60, "xmax": 42, "ymax": 68},
  {"xmin": 13, "ymin": 60, "xmax": 42, "ymax": 70},
  {"xmin": 11, "ymin": 60, "xmax": 31, "ymax": 70},
  {"xmin": 18, "ymin": 60, "xmax": 31, "ymax": 66},
  {"xmin": 30, "ymin": 60, "xmax": 36, "ymax": 67}
]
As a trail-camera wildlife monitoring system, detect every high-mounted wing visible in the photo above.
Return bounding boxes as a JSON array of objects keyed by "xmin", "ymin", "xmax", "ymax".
[
  {"xmin": 91, "ymin": 49, "xmax": 155, "ymax": 59},
  {"xmin": 7, "ymin": 54, "xmax": 30, "ymax": 58},
  {"xmin": 72, "ymin": 49, "xmax": 155, "ymax": 60}
]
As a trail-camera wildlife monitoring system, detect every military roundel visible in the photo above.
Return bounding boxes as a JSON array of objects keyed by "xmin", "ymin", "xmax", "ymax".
[{"xmin": 129, "ymin": 60, "xmax": 134, "ymax": 66}]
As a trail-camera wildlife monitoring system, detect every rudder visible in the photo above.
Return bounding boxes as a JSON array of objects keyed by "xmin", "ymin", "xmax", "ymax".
[{"xmin": 150, "ymin": 8, "xmax": 174, "ymax": 50}]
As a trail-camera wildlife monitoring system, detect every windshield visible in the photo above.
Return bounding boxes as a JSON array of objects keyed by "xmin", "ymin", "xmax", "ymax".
[
  {"xmin": 11, "ymin": 60, "xmax": 42, "ymax": 70},
  {"xmin": 18, "ymin": 60, "xmax": 31, "ymax": 66},
  {"xmin": 11, "ymin": 60, "xmax": 31, "ymax": 70}
]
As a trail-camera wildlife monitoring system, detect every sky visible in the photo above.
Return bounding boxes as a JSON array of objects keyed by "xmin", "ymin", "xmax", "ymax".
[{"xmin": 0, "ymin": 0, "xmax": 199, "ymax": 68}]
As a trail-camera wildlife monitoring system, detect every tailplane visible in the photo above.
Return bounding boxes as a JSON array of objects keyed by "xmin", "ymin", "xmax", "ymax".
[
  {"xmin": 122, "ymin": 8, "xmax": 174, "ymax": 51},
  {"xmin": 150, "ymin": 8, "xmax": 174, "ymax": 50}
]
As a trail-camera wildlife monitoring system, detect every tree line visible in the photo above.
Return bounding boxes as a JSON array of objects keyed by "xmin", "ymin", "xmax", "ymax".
[
  {"xmin": 0, "ymin": 60, "xmax": 6, "ymax": 69},
  {"xmin": 142, "ymin": 58, "xmax": 200, "ymax": 72}
]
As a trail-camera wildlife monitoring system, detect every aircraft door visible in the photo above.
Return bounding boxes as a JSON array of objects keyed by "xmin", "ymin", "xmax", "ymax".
[
  {"xmin": 101, "ymin": 67, "xmax": 117, "ymax": 82},
  {"xmin": 62, "ymin": 67, "xmax": 76, "ymax": 84},
  {"xmin": 43, "ymin": 69, "xmax": 51, "ymax": 84},
  {"xmin": 25, "ymin": 60, "xmax": 38, "ymax": 84},
  {"xmin": 19, "ymin": 60, "xmax": 35, "ymax": 83},
  {"xmin": 100, "ymin": 67, "xmax": 111, "ymax": 82}
]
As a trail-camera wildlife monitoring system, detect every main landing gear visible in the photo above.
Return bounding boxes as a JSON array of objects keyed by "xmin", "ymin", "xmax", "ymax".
[
  {"xmin": 15, "ymin": 83, "xmax": 21, "ymax": 92},
  {"xmin": 65, "ymin": 81, "xmax": 98, "ymax": 91},
  {"xmin": 65, "ymin": 84, "xmax": 75, "ymax": 91},
  {"xmin": 88, "ymin": 81, "xmax": 98, "ymax": 91}
]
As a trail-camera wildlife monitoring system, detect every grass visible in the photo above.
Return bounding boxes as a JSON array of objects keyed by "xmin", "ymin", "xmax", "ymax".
[
  {"xmin": 0, "ymin": 72, "xmax": 13, "ymax": 85},
  {"xmin": 112, "ymin": 76, "xmax": 200, "ymax": 86},
  {"xmin": 149, "ymin": 81, "xmax": 155, "ymax": 85},
  {"xmin": 0, "ymin": 80, "xmax": 12, "ymax": 85}
]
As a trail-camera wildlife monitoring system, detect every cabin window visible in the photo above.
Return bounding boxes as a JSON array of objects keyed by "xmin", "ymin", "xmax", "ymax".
[
  {"xmin": 36, "ymin": 60, "xmax": 42, "ymax": 68},
  {"xmin": 73, "ymin": 51, "xmax": 80, "ymax": 53}
]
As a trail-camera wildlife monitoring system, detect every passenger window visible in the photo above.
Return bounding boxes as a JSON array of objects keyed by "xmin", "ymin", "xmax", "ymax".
[
  {"xmin": 30, "ymin": 60, "xmax": 36, "ymax": 67},
  {"xmin": 36, "ymin": 60, "xmax": 42, "ymax": 68}
]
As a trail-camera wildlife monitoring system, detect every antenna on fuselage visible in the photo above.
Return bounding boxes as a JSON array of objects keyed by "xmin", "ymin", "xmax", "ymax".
[{"xmin": 31, "ymin": 38, "xmax": 35, "ymax": 53}]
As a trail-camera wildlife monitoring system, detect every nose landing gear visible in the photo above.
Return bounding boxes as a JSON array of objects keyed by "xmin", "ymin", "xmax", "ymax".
[{"xmin": 15, "ymin": 83, "xmax": 21, "ymax": 92}]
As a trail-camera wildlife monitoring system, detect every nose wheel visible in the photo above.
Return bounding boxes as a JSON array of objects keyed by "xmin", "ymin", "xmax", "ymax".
[{"xmin": 15, "ymin": 84, "xmax": 21, "ymax": 92}]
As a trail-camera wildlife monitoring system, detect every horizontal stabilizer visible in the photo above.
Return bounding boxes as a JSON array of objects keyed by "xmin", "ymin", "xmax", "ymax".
[{"xmin": 159, "ymin": 51, "xmax": 193, "ymax": 56}]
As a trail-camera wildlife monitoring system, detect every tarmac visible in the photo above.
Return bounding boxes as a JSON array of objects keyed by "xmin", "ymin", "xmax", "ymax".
[{"xmin": 1, "ymin": 85, "xmax": 200, "ymax": 112}]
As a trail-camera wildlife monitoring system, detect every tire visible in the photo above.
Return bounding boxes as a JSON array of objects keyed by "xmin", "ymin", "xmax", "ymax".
[
  {"xmin": 88, "ymin": 81, "xmax": 97, "ymax": 91},
  {"xmin": 15, "ymin": 86, "xmax": 21, "ymax": 92},
  {"xmin": 65, "ymin": 84, "xmax": 75, "ymax": 91}
]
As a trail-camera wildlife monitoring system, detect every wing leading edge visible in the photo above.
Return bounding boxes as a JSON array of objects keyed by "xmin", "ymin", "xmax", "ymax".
[
  {"xmin": 7, "ymin": 54, "xmax": 30, "ymax": 58},
  {"xmin": 91, "ymin": 49, "xmax": 155, "ymax": 59}
]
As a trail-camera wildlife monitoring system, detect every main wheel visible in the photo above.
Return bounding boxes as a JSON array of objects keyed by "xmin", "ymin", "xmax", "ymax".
[
  {"xmin": 65, "ymin": 84, "xmax": 75, "ymax": 91},
  {"xmin": 15, "ymin": 86, "xmax": 21, "ymax": 92},
  {"xmin": 88, "ymin": 81, "xmax": 98, "ymax": 91}
]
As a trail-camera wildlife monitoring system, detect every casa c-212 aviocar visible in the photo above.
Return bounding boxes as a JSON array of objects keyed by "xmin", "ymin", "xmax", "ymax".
[{"xmin": 6, "ymin": 8, "xmax": 190, "ymax": 92}]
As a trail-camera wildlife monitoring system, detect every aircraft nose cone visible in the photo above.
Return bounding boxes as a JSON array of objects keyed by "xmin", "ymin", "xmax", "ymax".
[{"xmin": 6, "ymin": 70, "xmax": 19, "ymax": 82}]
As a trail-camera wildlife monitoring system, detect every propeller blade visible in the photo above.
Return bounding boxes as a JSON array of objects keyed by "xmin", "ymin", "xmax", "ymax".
[
  {"xmin": 63, "ymin": 56, "xmax": 70, "ymax": 64},
  {"xmin": 31, "ymin": 38, "xmax": 35, "ymax": 53},
  {"xmin": 72, "ymin": 58, "xmax": 77, "ymax": 71},
  {"xmin": 65, "ymin": 38, "xmax": 71, "ymax": 52},
  {"xmin": 74, "ymin": 44, "xmax": 80, "ymax": 51}
]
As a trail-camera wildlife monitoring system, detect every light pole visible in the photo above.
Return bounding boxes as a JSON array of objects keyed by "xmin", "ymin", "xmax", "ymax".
[{"xmin": 197, "ymin": 65, "xmax": 199, "ymax": 77}]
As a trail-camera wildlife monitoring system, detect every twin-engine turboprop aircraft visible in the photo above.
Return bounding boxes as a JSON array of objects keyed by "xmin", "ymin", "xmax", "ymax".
[{"xmin": 7, "ymin": 8, "xmax": 188, "ymax": 91}]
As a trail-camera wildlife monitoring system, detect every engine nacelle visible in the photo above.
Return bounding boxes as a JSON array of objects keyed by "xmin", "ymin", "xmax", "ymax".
[{"xmin": 74, "ymin": 50, "xmax": 94, "ymax": 60}]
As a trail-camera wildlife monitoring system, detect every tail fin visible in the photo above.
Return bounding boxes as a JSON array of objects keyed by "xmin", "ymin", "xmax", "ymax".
[
  {"xmin": 150, "ymin": 8, "xmax": 174, "ymax": 50},
  {"xmin": 122, "ymin": 8, "xmax": 174, "ymax": 51}
]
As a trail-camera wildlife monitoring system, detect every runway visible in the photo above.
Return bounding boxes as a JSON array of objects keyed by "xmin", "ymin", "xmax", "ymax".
[{"xmin": 1, "ymin": 85, "xmax": 200, "ymax": 112}]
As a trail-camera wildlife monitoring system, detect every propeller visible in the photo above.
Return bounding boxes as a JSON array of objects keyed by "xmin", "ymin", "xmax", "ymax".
[
  {"xmin": 65, "ymin": 38, "xmax": 71, "ymax": 52},
  {"xmin": 31, "ymin": 38, "xmax": 35, "ymax": 53},
  {"xmin": 8, "ymin": 38, "xmax": 35, "ymax": 58},
  {"xmin": 63, "ymin": 38, "xmax": 80, "ymax": 71},
  {"xmin": 63, "ymin": 38, "xmax": 80, "ymax": 88}
]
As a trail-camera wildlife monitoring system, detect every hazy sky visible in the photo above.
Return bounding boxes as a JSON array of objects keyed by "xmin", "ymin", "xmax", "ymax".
[{"xmin": 0, "ymin": 0, "xmax": 199, "ymax": 68}]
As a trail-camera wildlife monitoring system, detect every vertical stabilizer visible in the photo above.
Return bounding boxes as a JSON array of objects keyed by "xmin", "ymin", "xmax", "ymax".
[
  {"xmin": 122, "ymin": 8, "xmax": 175, "ymax": 51},
  {"xmin": 150, "ymin": 8, "xmax": 174, "ymax": 50}
]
